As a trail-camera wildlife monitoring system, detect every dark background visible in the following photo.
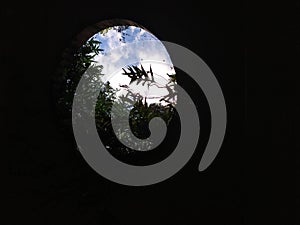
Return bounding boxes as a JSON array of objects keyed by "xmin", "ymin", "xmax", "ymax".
[{"xmin": 1, "ymin": 1, "xmax": 296, "ymax": 225}]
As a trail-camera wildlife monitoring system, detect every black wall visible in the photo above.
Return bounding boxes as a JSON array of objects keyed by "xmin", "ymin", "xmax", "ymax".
[{"xmin": 2, "ymin": 1, "xmax": 295, "ymax": 225}]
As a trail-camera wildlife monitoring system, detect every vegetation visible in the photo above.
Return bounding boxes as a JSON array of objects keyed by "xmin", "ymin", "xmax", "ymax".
[{"xmin": 55, "ymin": 34, "xmax": 176, "ymax": 158}]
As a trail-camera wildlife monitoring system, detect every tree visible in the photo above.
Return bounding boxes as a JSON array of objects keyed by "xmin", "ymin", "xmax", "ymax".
[{"xmin": 55, "ymin": 33, "xmax": 177, "ymax": 162}]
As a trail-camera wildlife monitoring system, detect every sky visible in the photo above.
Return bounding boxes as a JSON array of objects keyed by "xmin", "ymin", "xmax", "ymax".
[{"xmin": 87, "ymin": 26, "xmax": 176, "ymax": 105}]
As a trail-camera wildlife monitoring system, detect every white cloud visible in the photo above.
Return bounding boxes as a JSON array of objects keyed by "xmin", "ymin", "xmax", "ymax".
[{"xmin": 89, "ymin": 26, "xmax": 176, "ymax": 105}]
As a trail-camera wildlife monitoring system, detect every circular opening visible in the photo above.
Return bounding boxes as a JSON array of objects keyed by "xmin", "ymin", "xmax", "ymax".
[{"xmin": 54, "ymin": 19, "xmax": 179, "ymax": 166}]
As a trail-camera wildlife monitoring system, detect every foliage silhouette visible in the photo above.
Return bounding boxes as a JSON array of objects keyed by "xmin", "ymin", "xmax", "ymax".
[{"xmin": 55, "ymin": 31, "xmax": 177, "ymax": 164}]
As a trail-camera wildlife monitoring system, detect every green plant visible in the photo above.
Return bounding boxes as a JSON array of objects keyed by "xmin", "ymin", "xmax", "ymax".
[{"xmin": 56, "ymin": 36, "xmax": 176, "ymax": 156}]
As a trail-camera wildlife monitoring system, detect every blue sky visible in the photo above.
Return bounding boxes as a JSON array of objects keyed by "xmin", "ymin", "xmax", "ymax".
[
  {"xmin": 93, "ymin": 26, "xmax": 159, "ymax": 54},
  {"xmin": 87, "ymin": 26, "xmax": 176, "ymax": 105}
]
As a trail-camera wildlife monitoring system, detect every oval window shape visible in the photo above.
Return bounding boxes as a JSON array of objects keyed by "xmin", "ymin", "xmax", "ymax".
[{"xmin": 56, "ymin": 21, "xmax": 179, "ymax": 166}]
